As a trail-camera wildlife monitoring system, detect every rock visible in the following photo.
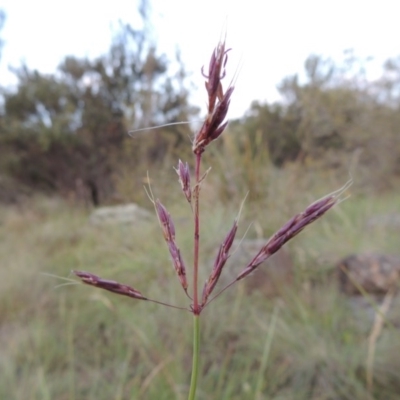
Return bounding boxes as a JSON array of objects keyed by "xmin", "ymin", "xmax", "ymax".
[
  {"xmin": 366, "ymin": 214, "xmax": 400, "ymax": 230},
  {"xmin": 89, "ymin": 203, "xmax": 152, "ymax": 225},
  {"xmin": 337, "ymin": 254, "xmax": 400, "ymax": 295},
  {"xmin": 218, "ymin": 238, "xmax": 293, "ymax": 297}
]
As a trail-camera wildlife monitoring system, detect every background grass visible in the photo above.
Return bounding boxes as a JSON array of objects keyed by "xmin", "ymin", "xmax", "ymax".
[{"xmin": 1, "ymin": 166, "xmax": 400, "ymax": 399}]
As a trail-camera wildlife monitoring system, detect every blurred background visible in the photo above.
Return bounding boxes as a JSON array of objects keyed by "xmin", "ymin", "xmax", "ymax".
[
  {"xmin": 1, "ymin": 1, "xmax": 400, "ymax": 399},
  {"xmin": 1, "ymin": 0, "xmax": 400, "ymax": 203}
]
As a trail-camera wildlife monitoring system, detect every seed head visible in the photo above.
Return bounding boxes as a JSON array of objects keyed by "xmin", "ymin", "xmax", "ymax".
[
  {"xmin": 193, "ymin": 40, "xmax": 234, "ymax": 155},
  {"xmin": 174, "ymin": 160, "xmax": 191, "ymax": 203},
  {"xmin": 236, "ymin": 194, "xmax": 338, "ymax": 281},
  {"xmin": 201, "ymin": 219, "xmax": 238, "ymax": 306},
  {"xmin": 155, "ymin": 199, "xmax": 189, "ymax": 291},
  {"xmin": 73, "ymin": 270, "xmax": 147, "ymax": 300}
]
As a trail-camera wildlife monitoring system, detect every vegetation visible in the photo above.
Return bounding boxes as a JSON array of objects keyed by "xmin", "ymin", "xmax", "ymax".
[
  {"xmin": 0, "ymin": 8, "xmax": 197, "ymax": 205},
  {"xmin": 2, "ymin": 10, "xmax": 400, "ymax": 203},
  {"xmin": 227, "ymin": 51, "xmax": 400, "ymax": 193},
  {"xmin": 1, "ymin": 181, "xmax": 400, "ymax": 399}
]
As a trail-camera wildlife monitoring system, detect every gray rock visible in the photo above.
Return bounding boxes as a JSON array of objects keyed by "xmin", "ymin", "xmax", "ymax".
[
  {"xmin": 337, "ymin": 253, "xmax": 400, "ymax": 295},
  {"xmin": 89, "ymin": 203, "xmax": 152, "ymax": 225},
  {"xmin": 218, "ymin": 238, "xmax": 293, "ymax": 297},
  {"xmin": 366, "ymin": 214, "xmax": 400, "ymax": 230}
]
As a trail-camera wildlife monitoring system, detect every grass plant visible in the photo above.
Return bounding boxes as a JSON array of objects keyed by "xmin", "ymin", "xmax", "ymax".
[{"xmin": 1, "ymin": 188, "xmax": 400, "ymax": 399}]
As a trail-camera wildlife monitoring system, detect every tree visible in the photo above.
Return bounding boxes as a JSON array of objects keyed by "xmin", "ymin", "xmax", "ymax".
[
  {"xmin": 0, "ymin": 20, "xmax": 196, "ymax": 204},
  {"xmin": 226, "ymin": 52, "xmax": 400, "ymax": 191}
]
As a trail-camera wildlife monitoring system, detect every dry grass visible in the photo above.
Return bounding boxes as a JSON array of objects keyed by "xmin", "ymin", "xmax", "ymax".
[{"xmin": 1, "ymin": 169, "xmax": 400, "ymax": 399}]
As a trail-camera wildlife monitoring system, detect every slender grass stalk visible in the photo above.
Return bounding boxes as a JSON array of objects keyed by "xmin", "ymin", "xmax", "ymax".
[
  {"xmin": 192, "ymin": 152, "xmax": 202, "ymax": 315},
  {"xmin": 115, "ymin": 344, "xmax": 135, "ymax": 400},
  {"xmin": 188, "ymin": 151, "xmax": 202, "ymax": 398},
  {"xmin": 67, "ymin": 305, "xmax": 76, "ymax": 400},
  {"xmin": 188, "ymin": 315, "xmax": 200, "ymax": 400},
  {"xmin": 37, "ymin": 367, "xmax": 51, "ymax": 400},
  {"xmin": 254, "ymin": 304, "xmax": 279, "ymax": 399},
  {"xmin": 366, "ymin": 286, "xmax": 395, "ymax": 393}
]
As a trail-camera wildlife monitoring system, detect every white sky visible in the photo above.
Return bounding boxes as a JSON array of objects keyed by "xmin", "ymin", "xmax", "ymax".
[{"xmin": 0, "ymin": 0, "xmax": 398, "ymax": 118}]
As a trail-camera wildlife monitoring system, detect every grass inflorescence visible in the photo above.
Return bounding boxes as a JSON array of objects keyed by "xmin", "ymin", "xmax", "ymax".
[{"xmin": 71, "ymin": 38, "xmax": 348, "ymax": 399}]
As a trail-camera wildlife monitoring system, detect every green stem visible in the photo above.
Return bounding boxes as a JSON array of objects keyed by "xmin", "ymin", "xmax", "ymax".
[
  {"xmin": 254, "ymin": 304, "xmax": 278, "ymax": 399},
  {"xmin": 192, "ymin": 151, "xmax": 202, "ymax": 313},
  {"xmin": 188, "ymin": 314, "xmax": 200, "ymax": 400}
]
